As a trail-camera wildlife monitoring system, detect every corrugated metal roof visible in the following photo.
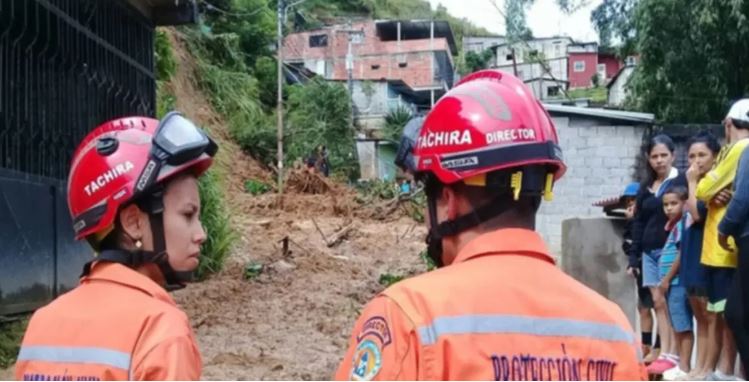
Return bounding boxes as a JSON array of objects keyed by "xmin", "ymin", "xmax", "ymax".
[{"xmin": 543, "ymin": 104, "xmax": 655, "ymax": 124}]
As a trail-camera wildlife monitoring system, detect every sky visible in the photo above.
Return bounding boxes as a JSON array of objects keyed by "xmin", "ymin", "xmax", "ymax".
[{"xmin": 427, "ymin": 0, "xmax": 604, "ymax": 43}]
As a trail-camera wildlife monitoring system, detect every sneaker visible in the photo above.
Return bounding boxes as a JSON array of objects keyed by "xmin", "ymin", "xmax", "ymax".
[
  {"xmin": 711, "ymin": 371, "xmax": 744, "ymax": 381},
  {"xmin": 647, "ymin": 356, "xmax": 678, "ymax": 375},
  {"xmin": 663, "ymin": 367, "xmax": 689, "ymax": 381}
]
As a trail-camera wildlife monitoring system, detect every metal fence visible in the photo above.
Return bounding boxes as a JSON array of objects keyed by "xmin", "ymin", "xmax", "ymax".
[
  {"xmin": 1, "ymin": 0, "xmax": 155, "ymax": 179},
  {"xmin": 0, "ymin": 0, "xmax": 157, "ymax": 316}
]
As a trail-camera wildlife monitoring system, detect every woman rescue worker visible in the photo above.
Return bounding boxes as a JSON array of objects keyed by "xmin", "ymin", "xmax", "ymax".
[{"xmin": 14, "ymin": 112, "xmax": 217, "ymax": 380}]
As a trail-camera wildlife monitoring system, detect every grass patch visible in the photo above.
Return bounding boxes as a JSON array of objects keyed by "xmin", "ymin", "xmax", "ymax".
[
  {"xmin": 244, "ymin": 179, "xmax": 272, "ymax": 195},
  {"xmin": 566, "ymin": 86, "xmax": 608, "ymax": 103}
]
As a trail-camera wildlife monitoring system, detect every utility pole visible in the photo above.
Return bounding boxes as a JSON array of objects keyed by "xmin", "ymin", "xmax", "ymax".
[
  {"xmin": 430, "ymin": 19, "xmax": 435, "ymax": 108},
  {"xmin": 337, "ymin": 24, "xmax": 363, "ymax": 130},
  {"xmin": 275, "ymin": 0, "xmax": 308, "ymax": 197},
  {"xmin": 510, "ymin": 46, "xmax": 518, "ymax": 76},
  {"xmin": 276, "ymin": 0, "xmax": 285, "ymax": 196}
]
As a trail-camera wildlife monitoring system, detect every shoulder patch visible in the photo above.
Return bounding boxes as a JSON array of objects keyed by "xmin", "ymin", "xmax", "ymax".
[
  {"xmin": 350, "ymin": 340, "xmax": 382, "ymax": 381},
  {"xmin": 356, "ymin": 316, "xmax": 392, "ymax": 347}
]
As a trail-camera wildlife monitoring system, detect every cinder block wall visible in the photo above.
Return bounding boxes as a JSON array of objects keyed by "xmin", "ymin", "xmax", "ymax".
[
  {"xmin": 537, "ymin": 117, "xmax": 646, "ymax": 255},
  {"xmin": 561, "ymin": 217, "xmax": 638, "ymax": 330}
]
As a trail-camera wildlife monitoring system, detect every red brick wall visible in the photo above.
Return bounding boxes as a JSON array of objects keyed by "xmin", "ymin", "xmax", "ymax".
[
  {"xmin": 568, "ymin": 52, "xmax": 598, "ymax": 88},
  {"xmin": 283, "ymin": 21, "xmax": 450, "ymax": 89}
]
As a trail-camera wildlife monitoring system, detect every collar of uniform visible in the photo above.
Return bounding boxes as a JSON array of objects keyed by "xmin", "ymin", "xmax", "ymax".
[
  {"xmin": 82, "ymin": 262, "xmax": 177, "ymax": 306},
  {"xmin": 453, "ymin": 228, "xmax": 555, "ymax": 265}
]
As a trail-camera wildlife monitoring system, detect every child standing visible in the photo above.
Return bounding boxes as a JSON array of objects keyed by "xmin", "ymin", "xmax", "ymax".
[
  {"xmin": 622, "ymin": 182, "xmax": 661, "ymax": 363},
  {"xmin": 658, "ymin": 186, "xmax": 694, "ymax": 380}
]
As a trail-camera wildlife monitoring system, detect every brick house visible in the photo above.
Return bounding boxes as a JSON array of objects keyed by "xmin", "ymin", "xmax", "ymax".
[{"xmin": 283, "ymin": 19, "xmax": 457, "ymax": 133}]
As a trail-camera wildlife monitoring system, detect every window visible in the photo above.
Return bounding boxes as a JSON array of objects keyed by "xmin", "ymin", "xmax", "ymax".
[
  {"xmin": 547, "ymin": 86, "xmax": 560, "ymax": 97},
  {"xmin": 626, "ymin": 56, "xmax": 637, "ymax": 66},
  {"xmin": 350, "ymin": 31, "xmax": 365, "ymax": 44},
  {"xmin": 371, "ymin": 64, "xmax": 381, "ymax": 70},
  {"xmin": 309, "ymin": 34, "xmax": 328, "ymax": 47},
  {"xmin": 554, "ymin": 44, "xmax": 562, "ymax": 58},
  {"xmin": 574, "ymin": 61, "xmax": 585, "ymax": 72}
]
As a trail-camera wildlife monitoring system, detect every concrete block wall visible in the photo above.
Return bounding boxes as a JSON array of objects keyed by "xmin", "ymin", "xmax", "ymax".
[
  {"xmin": 537, "ymin": 116, "xmax": 647, "ymax": 255},
  {"xmin": 561, "ymin": 217, "xmax": 638, "ymax": 330}
]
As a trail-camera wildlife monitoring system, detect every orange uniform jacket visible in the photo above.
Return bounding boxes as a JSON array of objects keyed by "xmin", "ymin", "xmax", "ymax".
[
  {"xmin": 336, "ymin": 229, "xmax": 646, "ymax": 381},
  {"xmin": 15, "ymin": 262, "xmax": 201, "ymax": 381}
]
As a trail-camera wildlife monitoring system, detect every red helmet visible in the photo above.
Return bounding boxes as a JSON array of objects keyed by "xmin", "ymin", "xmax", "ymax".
[
  {"xmin": 67, "ymin": 113, "xmax": 216, "ymax": 242},
  {"xmin": 414, "ymin": 69, "xmax": 565, "ymax": 197}
]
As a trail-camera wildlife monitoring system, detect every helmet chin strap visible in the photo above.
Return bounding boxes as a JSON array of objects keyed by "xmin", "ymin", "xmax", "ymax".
[
  {"xmin": 423, "ymin": 167, "xmax": 549, "ymax": 267},
  {"xmin": 425, "ymin": 193, "xmax": 515, "ymax": 268},
  {"xmin": 146, "ymin": 200, "xmax": 193, "ymax": 292},
  {"xmin": 80, "ymin": 188, "xmax": 193, "ymax": 292}
]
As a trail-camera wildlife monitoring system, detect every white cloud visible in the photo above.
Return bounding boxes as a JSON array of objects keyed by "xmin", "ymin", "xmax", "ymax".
[{"xmin": 427, "ymin": 0, "xmax": 603, "ymax": 42}]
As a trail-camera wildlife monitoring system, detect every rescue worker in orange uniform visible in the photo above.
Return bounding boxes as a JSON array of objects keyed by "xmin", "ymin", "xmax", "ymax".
[
  {"xmin": 335, "ymin": 70, "xmax": 647, "ymax": 381},
  {"xmin": 15, "ymin": 112, "xmax": 217, "ymax": 380}
]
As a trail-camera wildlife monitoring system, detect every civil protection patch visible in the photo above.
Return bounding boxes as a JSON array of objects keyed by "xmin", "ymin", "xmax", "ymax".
[
  {"xmin": 356, "ymin": 316, "xmax": 392, "ymax": 346},
  {"xmin": 350, "ymin": 340, "xmax": 382, "ymax": 381}
]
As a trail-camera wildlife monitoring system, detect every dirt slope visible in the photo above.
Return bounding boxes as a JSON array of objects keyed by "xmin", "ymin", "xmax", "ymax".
[{"xmin": 165, "ymin": 29, "xmax": 427, "ymax": 380}]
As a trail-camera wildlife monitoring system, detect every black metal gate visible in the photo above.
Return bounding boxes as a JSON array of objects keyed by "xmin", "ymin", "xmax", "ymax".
[{"xmin": 0, "ymin": 0, "xmax": 157, "ymax": 316}]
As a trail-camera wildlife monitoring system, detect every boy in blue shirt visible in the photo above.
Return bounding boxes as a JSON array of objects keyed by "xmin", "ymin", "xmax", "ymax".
[{"xmin": 659, "ymin": 186, "xmax": 695, "ymax": 380}]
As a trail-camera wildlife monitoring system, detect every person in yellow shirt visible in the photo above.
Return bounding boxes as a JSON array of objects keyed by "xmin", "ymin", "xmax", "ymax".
[
  {"xmin": 694, "ymin": 100, "xmax": 749, "ymax": 380},
  {"xmin": 718, "ymin": 99, "xmax": 749, "ymax": 377}
]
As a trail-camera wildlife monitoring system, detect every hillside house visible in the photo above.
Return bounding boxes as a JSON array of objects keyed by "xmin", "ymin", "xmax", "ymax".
[{"xmin": 283, "ymin": 20, "xmax": 457, "ymax": 133}]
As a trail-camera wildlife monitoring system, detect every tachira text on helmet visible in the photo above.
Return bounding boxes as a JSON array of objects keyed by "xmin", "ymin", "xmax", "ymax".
[
  {"xmin": 84, "ymin": 161, "xmax": 135, "ymax": 196},
  {"xmin": 417, "ymin": 130, "xmax": 473, "ymax": 148},
  {"xmin": 486, "ymin": 128, "xmax": 536, "ymax": 144}
]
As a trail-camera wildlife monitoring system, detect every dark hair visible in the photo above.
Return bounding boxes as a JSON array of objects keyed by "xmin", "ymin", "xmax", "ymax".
[
  {"xmin": 663, "ymin": 185, "xmax": 688, "ymax": 201},
  {"xmin": 642, "ymin": 134, "xmax": 676, "ymax": 187},
  {"xmin": 688, "ymin": 131, "xmax": 721, "ymax": 155},
  {"xmin": 731, "ymin": 118, "xmax": 749, "ymax": 131}
]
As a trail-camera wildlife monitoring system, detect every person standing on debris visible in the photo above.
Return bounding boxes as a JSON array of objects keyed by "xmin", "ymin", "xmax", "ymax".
[
  {"xmin": 695, "ymin": 99, "xmax": 749, "ymax": 381},
  {"xmin": 15, "ymin": 113, "xmax": 217, "ymax": 381},
  {"xmin": 335, "ymin": 70, "xmax": 646, "ymax": 381},
  {"xmin": 717, "ymin": 99, "xmax": 749, "ymax": 377},
  {"xmin": 316, "ymin": 144, "xmax": 330, "ymax": 177},
  {"xmin": 627, "ymin": 134, "xmax": 685, "ymax": 375}
]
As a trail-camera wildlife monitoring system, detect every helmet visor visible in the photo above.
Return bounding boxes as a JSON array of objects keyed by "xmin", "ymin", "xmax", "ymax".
[{"xmin": 153, "ymin": 112, "xmax": 218, "ymax": 165}]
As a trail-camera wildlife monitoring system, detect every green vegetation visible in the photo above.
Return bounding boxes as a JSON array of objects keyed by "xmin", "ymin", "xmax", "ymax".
[
  {"xmin": 383, "ymin": 106, "xmax": 413, "ymax": 141},
  {"xmin": 196, "ymin": 170, "xmax": 237, "ymax": 280},
  {"xmin": 591, "ymin": 0, "xmax": 749, "ymax": 122},
  {"xmin": 244, "ymin": 262, "xmax": 264, "ymax": 280},
  {"xmin": 155, "ymin": 31, "xmax": 236, "ymax": 280},
  {"xmin": 244, "ymin": 179, "xmax": 272, "ymax": 195},
  {"xmin": 566, "ymin": 87, "xmax": 608, "ymax": 103},
  {"xmin": 379, "ymin": 250, "xmax": 437, "ymax": 287},
  {"xmin": 286, "ymin": 78, "xmax": 358, "ymax": 180},
  {"xmin": 0, "ymin": 318, "xmax": 28, "ymax": 368}
]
